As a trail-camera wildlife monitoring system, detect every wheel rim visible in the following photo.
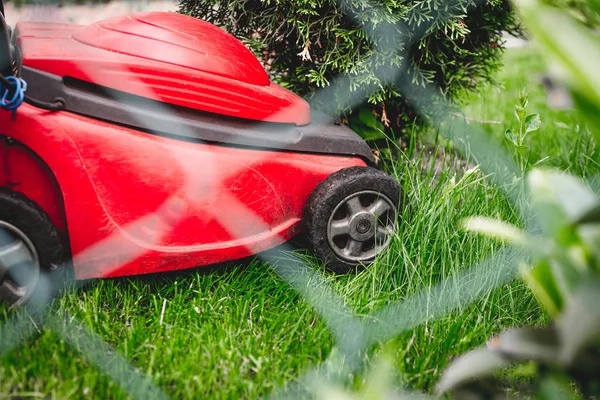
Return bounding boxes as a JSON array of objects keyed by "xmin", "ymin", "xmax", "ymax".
[
  {"xmin": 326, "ymin": 190, "xmax": 397, "ymax": 263},
  {"xmin": 0, "ymin": 221, "xmax": 40, "ymax": 306}
]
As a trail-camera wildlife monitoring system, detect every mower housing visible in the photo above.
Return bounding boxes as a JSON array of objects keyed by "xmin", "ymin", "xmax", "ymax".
[{"xmin": 1, "ymin": 11, "xmax": 378, "ymax": 281}]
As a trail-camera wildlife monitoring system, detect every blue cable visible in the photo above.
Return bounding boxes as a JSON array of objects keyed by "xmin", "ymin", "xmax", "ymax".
[{"xmin": 1, "ymin": 76, "xmax": 27, "ymax": 115}]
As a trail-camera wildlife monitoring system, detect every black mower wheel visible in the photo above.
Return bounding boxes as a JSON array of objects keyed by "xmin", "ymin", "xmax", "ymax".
[
  {"xmin": 303, "ymin": 166, "xmax": 402, "ymax": 274},
  {"xmin": 0, "ymin": 189, "xmax": 65, "ymax": 307}
]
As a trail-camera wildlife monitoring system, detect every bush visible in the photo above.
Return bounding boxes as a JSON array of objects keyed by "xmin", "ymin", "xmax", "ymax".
[{"xmin": 179, "ymin": 0, "xmax": 522, "ymax": 133}]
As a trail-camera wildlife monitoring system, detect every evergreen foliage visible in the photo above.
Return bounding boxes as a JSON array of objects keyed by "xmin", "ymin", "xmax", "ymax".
[{"xmin": 180, "ymin": 0, "xmax": 522, "ymax": 130}]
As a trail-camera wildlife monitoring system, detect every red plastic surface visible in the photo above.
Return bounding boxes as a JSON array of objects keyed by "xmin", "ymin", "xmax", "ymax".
[
  {"xmin": 0, "ymin": 106, "xmax": 365, "ymax": 280},
  {"xmin": 0, "ymin": 140, "xmax": 66, "ymax": 232},
  {"xmin": 15, "ymin": 12, "xmax": 311, "ymax": 125}
]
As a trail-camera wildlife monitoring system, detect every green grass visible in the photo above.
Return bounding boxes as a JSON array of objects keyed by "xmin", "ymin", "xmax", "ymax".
[
  {"xmin": 1, "ymin": 46, "xmax": 598, "ymax": 399},
  {"xmin": 461, "ymin": 45, "xmax": 600, "ymax": 178}
]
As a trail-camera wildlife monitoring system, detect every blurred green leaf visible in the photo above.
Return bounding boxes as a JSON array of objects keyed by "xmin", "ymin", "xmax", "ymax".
[
  {"xmin": 525, "ymin": 114, "xmax": 542, "ymax": 134},
  {"xmin": 436, "ymin": 348, "xmax": 509, "ymax": 394},
  {"xmin": 575, "ymin": 202, "xmax": 600, "ymax": 225},
  {"xmin": 349, "ymin": 109, "xmax": 388, "ymax": 141},
  {"xmin": 463, "ymin": 216, "xmax": 527, "ymax": 245},
  {"xmin": 548, "ymin": 258, "xmax": 581, "ymax": 303},
  {"xmin": 515, "ymin": 144, "xmax": 530, "ymax": 158},
  {"xmin": 356, "ymin": 127, "xmax": 388, "ymax": 141},
  {"xmin": 510, "ymin": 361, "xmax": 538, "ymax": 378},
  {"xmin": 358, "ymin": 108, "xmax": 385, "ymax": 132},
  {"xmin": 556, "ymin": 280, "xmax": 600, "ymax": 365},
  {"xmin": 490, "ymin": 326, "xmax": 560, "ymax": 364},
  {"xmin": 316, "ymin": 386, "xmax": 355, "ymax": 400},
  {"xmin": 590, "ymin": 0, "xmax": 600, "ymax": 14},
  {"xmin": 361, "ymin": 349, "xmax": 396, "ymax": 400},
  {"xmin": 537, "ymin": 377, "xmax": 577, "ymax": 400},
  {"xmin": 527, "ymin": 169, "xmax": 598, "ymax": 224},
  {"xmin": 521, "ymin": 261, "xmax": 564, "ymax": 316},
  {"xmin": 570, "ymin": 90, "xmax": 600, "ymax": 145}
]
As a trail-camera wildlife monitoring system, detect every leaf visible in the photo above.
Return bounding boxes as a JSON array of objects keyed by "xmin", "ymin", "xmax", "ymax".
[
  {"xmin": 524, "ymin": 113, "xmax": 541, "ymax": 134},
  {"xmin": 589, "ymin": 0, "xmax": 600, "ymax": 15},
  {"xmin": 488, "ymin": 326, "xmax": 560, "ymax": 364},
  {"xmin": 519, "ymin": 89, "xmax": 529, "ymax": 109},
  {"xmin": 556, "ymin": 280, "xmax": 600, "ymax": 365},
  {"xmin": 538, "ymin": 377, "xmax": 578, "ymax": 400},
  {"xmin": 360, "ymin": 128, "xmax": 388, "ymax": 142},
  {"xmin": 360, "ymin": 349, "xmax": 396, "ymax": 400},
  {"xmin": 436, "ymin": 348, "xmax": 509, "ymax": 394},
  {"xmin": 515, "ymin": 144, "xmax": 530, "ymax": 158},
  {"xmin": 357, "ymin": 108, "xmax": 385, "ymax": 131},
  {"xmin": 316, "ymin": 386, "xmax": 355, "ymax": 400},
  {"xmin": 527, "ymin": 169, "xmax": 598, "ymax": 224},
  {"xmin": 349, "ymin": 110, "xmax": 388, "ymax": 142},
  {"xmin": 548, "ymin": 257, "xmax": 582, "ymax": 305},
  {"xmin": 570, "ymin": 90, "xmax": 600, "ymax": 145},
  {"xmin": 463, "ymin": 217, "xmax": 527, "ymax": 245},
  {"xmin": 510, "ymin": 361, "xmax": 538, "ymax": 378},
  {"xmin": 575, "ymin": 202, "xmax": 600, "ymax": 225},
  {"xmin": 349, "ymin": 121, "xmax": 387, "ymax": 142},
  {"xmin": 505, "ymin": 129, "xmax": 518, "ymax": 145},
  {"xmin": 521, "ymin": 261, "xmax": 564, "ymax": 316}
]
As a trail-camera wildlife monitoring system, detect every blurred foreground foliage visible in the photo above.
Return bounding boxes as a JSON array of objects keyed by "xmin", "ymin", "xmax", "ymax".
[
  {"xmin": 438, "ymin": 169, "xmax": 600, "ymax": 398},
  {"xmin": 436, "ymin": 0, "xmax": 600, "ymax": 396}
]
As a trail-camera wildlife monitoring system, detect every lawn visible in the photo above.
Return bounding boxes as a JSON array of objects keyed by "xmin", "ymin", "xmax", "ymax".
[{"xmin": 1, "ymin": 46, "xmax": 598, "ymax": 399}]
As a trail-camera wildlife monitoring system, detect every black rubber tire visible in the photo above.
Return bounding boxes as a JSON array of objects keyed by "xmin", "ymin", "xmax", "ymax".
[
  {"xmin": 303, "ymin": 166, "xmax": 402, "ymax": 274},
  {"xmin": 0, "ymin": 188, "xmax": 65, "ymax": 307}
]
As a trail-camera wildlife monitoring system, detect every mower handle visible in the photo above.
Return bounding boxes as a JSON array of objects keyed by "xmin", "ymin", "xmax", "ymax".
[{"xmin": 0, "ymin": 0, "xmax": 12, "ymax": 77}]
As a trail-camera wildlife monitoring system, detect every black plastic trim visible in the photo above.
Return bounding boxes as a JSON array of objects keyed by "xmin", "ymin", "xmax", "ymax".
[{"xmin": 21, "ymin": 67, "xmax": 375, "ymax": 163}]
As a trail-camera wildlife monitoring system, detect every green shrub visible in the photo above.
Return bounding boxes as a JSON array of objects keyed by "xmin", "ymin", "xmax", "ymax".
[{"xmin": 179, "ymin": 0, "xmax": 522, "ymax": 133}]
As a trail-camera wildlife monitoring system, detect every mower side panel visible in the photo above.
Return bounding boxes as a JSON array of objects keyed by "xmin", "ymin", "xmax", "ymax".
[
  {"xmin": 0, "ymin": 139, "xmax": 66, "ymax": 231},
  {"xmin": 0, "ymin": 107, "xmax": 365, "ymax": 279}
]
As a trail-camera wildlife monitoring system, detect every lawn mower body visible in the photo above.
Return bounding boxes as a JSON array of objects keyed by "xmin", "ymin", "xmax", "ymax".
[{"xmin": 0, "ymin": 11, "xmax": 375, "ymax": 280}]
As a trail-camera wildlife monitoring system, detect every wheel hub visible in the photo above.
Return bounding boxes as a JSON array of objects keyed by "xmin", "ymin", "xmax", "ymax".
[
  {"xmin": 356, "ymin": 219, "xmax": 371, "ymax": 234},
  {"xmin": 349, "ymin": 212, "xmax": 374, "ymax": 241}
]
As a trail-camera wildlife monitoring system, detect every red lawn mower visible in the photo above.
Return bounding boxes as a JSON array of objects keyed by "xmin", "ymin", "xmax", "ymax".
[{"xmin": 0, "ymin": 3, "xmax": 402, "ymax": 306}]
